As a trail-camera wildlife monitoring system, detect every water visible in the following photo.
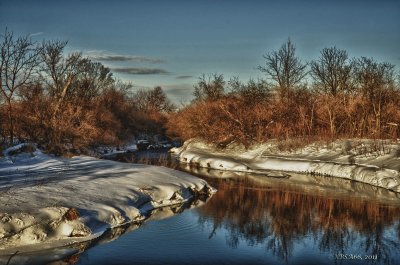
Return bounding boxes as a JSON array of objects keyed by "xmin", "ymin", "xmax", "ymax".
[
  {"xmin": 74, "ymin": 210, "xmax": 276, "ymax": 265},
  {"xmin": 74, "ymin": 167, "xmax": 400, "ymax": 265},
  {"xmin": 4, "ymin": 163, "xmax": 400, "ymax": 265}
]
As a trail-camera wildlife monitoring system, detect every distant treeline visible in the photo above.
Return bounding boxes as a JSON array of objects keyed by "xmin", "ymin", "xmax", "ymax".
[
  {"xmin": 167, "ymin": 39, "xmax": 400, "ymax": 147},
  {"xmin": 1, "ymin": 30, "xmax": 399, "ymax": 154},
  {"xmin": 0, "ymin": 30, "xmax": 174, "ymax": 154}
]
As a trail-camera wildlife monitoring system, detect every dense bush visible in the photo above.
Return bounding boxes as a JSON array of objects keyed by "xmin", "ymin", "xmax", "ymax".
[
  {"xmin": 167, "ymin": 67, "xmax": 400, "ymax": 147},
  {"xmin": 1, "ymin": 32, "xmax": 399, "ymax": 152},
  {"xmin": 166, "ymin": 41, "xmax": 399, "ymax": 147},
  {"xmin": 0, "ymin": 31, "xmax": 173, "ymax": 154}
]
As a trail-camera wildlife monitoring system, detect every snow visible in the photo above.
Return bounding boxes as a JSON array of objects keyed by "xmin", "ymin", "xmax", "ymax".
[
  {"xmin": 171, "ymin": 139, "xmax": 400, "ymax": 193},
  {"xmin": 180, "ymin": 164, "xmax": 400, "ymax": 205},
  {"xmin": 0, "ymin": 144, "xmax": 215, "ymax": 253},
  {"xmin": 94, "ymin": 143, "xmax": 138, "ymax": 157}
]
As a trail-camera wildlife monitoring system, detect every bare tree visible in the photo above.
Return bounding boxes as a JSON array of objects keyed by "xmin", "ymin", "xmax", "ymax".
[
  {"xmin": 310, "ymin": 47, "xmax": 353, "ymax": 137},
  {"xmin": 310, "ymin": 47, "xmax": 353, "ymax": 95},
  {"xmin": 40, "ymin": 41, "xmax": 82, "ymax": 116},
  {"xmin": 39, "ymin": 41, "xmax": 119, "ymax": 151},
  {"xmin": 42, "ymin": 41, "xmax": 114, "ymax": 103},
  {"xmin": 147, "ymin": 86, "xmax": 175, "ymax": 112},
  {"xmin": 353, "ymin": 57, "xmax": 395, "ymax": 137},
  {"xmin": 258, "ymin": 39, "xmax": 307, "ymax": 98},
  {"xmin": 229, "ymin": 77, "xmax": 270, "ymax": 105},
  {"xmin": 0, "ymin": 29, "xmax": 42, "ymax": 144},
  {"xmin": 72, "ymin": 59, "xmax": 114, "ymax": 100},
  {"xmin": 133, "ymin": 86, "xmax": 175, "ymax": 113},
  {"xmin": 193, "ymin": 73, "xmax": 225, "ymax": 101}
]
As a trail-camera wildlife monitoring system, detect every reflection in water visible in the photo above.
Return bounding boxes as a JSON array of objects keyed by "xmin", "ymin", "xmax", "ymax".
[
  {"xmin": 0, "ymin": 199, "xmax": 209, "ymax": 265},
  {"xmin": 195, "ymin": 171, "xmax": 400, "ymax": 264},
  {"xmin": 5, "ymin": 161, "xmax": 400, "ymax": 265}
]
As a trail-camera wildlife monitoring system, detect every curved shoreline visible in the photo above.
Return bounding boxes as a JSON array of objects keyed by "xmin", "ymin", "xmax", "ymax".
[
  {"xmin": 171, "ymin": 139, "xmax": 400, "ymax": 193},
  {"xmin": 0, "ymin": 146, "xmax": 215, "ymax": 254}
]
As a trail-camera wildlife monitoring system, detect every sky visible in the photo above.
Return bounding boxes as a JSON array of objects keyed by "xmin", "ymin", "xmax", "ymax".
[{"xmin": 1, "ymin": 0, "xmax": 399, "ymax": 103}]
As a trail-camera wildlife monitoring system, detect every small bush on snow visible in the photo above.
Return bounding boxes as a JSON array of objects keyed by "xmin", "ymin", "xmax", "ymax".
[{"xmin": 8, "ymin": 143, "xmax": 36, "ymax": 156}]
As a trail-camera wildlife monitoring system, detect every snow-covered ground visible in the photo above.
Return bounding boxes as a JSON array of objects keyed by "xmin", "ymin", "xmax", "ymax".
[
  {"xmin": 171, "ymin": 139, "xmax": 400, "ymax": 193},
  {"xmin": 0, "ymin": 144, "xmax": 214, "ymax": 254}
]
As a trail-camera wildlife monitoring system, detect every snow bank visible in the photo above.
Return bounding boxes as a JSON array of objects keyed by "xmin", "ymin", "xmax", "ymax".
[
  {"xmin": 0, "ymin": 144, "xmax": 214, "ymax": 253},
  {"xmin": 171, "ymin": 139, "xmax": 400, "ymax": 193},
  {"xmin": 180, "ymin": 164, "xmax": 400, "ymax": 205}
]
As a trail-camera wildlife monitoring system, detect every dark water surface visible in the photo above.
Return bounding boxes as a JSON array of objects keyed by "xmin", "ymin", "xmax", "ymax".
[
  {"xmin": 70, "ymin": 164, "xmax": 400, "ymax": 265},
  {"xmin": 4, "ymin": 158, "xmax": 400, "ymax": 265}
]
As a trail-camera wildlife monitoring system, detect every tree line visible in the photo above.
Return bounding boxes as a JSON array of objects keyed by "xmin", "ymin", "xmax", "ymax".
[
  {"xmin": 0, "ymin": 30, "xmax": 174, "ymax": 155},
  {"xmin": 167, "ymin": 39, "xmax": 400, "ymax": 147},
  {"xmin": 1, "ymin": 30, "xmax": 399, "ymax": 154}
]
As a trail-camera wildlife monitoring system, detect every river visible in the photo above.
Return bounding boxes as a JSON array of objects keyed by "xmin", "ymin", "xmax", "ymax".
[{"xmin": 5, "ymin": 151, "xmax": 400, "ymax": 265}]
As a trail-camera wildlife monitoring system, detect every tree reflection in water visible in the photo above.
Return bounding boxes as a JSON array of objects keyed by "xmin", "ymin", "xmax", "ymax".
[{"xmin": 196, "ymin": 175, "xmax": 400, "ymax": 264}]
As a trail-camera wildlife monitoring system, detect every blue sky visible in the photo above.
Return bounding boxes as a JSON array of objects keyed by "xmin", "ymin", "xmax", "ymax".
[{"xmin": 1, "ymin": 0, "xmax": 399, "ymax": 103}]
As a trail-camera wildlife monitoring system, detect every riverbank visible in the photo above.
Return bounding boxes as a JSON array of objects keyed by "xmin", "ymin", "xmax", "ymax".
[
  {"xmin": 171, "ymin": 139, "xmax": 400, "ymax": 193},
  {"xmin": 0, "ymin": 144, "xmax": 215, "ymax": 254}
]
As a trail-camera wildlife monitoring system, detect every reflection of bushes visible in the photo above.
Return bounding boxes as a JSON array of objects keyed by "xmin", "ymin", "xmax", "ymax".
[{"xmin": 198, "ymin": 177, "xmax": 400, "ymax": 262}]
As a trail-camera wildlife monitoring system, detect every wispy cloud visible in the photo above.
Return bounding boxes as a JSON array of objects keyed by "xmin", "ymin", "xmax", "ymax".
[
  {"xmin": 88, "ymin": 51, "xmax": 165, "ymax": 63},
  {"xmin": 111, "ymin": 67, "xmax": 169, "ymax": 75},
  {"xmin": 29, "ymin": 32, "xmax": 43, "ymax": 37},
  {"xmin": 176, "ymin": 75, "xmax": 193, "ymax": 79}
]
